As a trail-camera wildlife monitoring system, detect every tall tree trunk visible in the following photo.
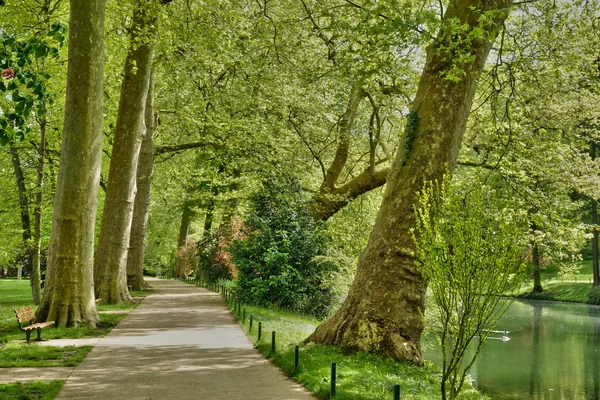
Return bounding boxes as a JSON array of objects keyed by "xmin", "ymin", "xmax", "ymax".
[
  {"xmin": 36, "ymin": 0, "xmax": 106, "ymax": 327},
  {"xmin": 127, "ymin": 72, "xmax": 156, "ymax": 291},
  {"xmin": 592, "ymin": 199, "xmax": 599, "ymax": 286},
  {"xmin": 8, "ymin": 140, "xmax": 33, "ymax": 278},
  {"xmin": 94, "ymin": 1, "xmax": 157, "ymax": 303},
  {"xmin": 202, "ymin": 199, "xmax": 215, "ymax": 239},
  {"xmin": 31, "ymin": 119, "xmax": 47, "ymax": 305},
  {"xmin": 175, "ymin": 203, "xmax": 195, "ymax": 279},
  {"xmin": 307, "ymin": 0, "xmax": 512, "ymax": 365},
  {"xmin": 591, "ymin": 143, "xmax": 599, "ymax": 286}
]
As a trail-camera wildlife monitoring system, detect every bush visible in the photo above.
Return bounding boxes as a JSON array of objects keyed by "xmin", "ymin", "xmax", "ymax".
[
  {"xmin": 197, "ymin": 219, "xmax": 244, "ymax": 283},
  {"xmin": 230, "ymin": 178, "xmax": 338, "ymax": 318}
]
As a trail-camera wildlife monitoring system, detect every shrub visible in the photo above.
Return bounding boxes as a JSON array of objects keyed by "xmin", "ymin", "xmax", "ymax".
[
  {"xmin": 197, "ymin": 218, "xmax": 244, "ymax": 283},
  {"xmin": 230, "ymin": 178, "xmax": 338, "ymax": 318}
]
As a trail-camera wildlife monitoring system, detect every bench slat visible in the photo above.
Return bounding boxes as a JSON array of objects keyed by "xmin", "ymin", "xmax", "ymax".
[
  {"xmin": 18, "ymin": 315, "xmax": 35, "ymax": 323},
  {"xmin": 22, "ymin": 321, "xmax": 55, "ymax": 330}
]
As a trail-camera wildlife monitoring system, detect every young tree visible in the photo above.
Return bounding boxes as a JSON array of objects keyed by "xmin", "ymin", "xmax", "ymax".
[
  {"xmin": 413, "ymin": 179, "xmax": 527, "ymax": 400},
  {"xmin": 307, "ymin": 0, "xmax": 513, "ymax": 364},
  {"xmin": 36, "ymin": 0, "xmax": 106, "ymax": 327}
]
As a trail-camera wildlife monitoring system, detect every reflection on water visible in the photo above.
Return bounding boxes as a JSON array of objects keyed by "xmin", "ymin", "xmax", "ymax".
[{"xmin": 424, "ymin": 300, "xmax": 600, "ymax": 400}]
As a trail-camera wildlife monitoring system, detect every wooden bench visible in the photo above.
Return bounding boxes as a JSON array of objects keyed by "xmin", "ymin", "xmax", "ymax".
[{"xmin": 14, "ymin": 306, "xmax": 55, "ymax": 344}]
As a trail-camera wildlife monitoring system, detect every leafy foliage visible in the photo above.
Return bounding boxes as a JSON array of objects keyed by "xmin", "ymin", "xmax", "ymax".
[
  {"xmin": 0, "ymin": 23, "xmax": 66, "ymax": 144},
  {"xmin": 230, "ymin": 179, "xmax": 337, "ymax": 318}
]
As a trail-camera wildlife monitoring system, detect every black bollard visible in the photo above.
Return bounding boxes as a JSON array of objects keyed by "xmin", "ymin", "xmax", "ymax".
[
  {"xmin": 271, "ymin": 331, "xmax": 276, "ymax": 354},
  {"xmin": 393, "ymin": 384, "xmax": 400, "ymax": 400},
  {"xmin": 243, "ymin": 308, "xmax": 246, "ymax": 324},
  {"xmin": 258, "ymin": 321, "xmax": 262, "ymax": 341},
  {"xmin": 294, "ymin": 345, "xmax": 299, "ymax": 376},
  {"xmin": 330, "ymin": 362, "xmax": 336, "ymax": 398},
  {"xmin": 249, "ymin": 316, "xmax": 253, "ymax": 332}
]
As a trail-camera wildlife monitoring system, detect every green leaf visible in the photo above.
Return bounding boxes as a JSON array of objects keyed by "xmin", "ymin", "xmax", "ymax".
[
  {"xmin": 0, "ymin": 130, "xmax": 8, "ymax": 146},
  {"xmin": 0, "ymin": 82, "xmax": 5, "ymax": 92},
  {"xmin": 15, "ymin": 101, "xmax": 25, "ymax": 115}
]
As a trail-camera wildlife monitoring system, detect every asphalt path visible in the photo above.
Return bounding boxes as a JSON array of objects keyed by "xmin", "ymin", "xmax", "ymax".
[{"xmin": 52, "ymin": 278, "xmax": 315, "ymax": 400}]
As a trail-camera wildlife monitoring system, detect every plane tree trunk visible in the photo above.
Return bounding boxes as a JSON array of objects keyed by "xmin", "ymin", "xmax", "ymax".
[
  {"xmin": 306, "ymin": 0, "xmax": 512, "ymax": 365},
  {"xmin": 36, "ymin": 0, "xmax": 106, "ymax": 327},
  {"xmin": 94, "ymin": 1, "xmax": 158, "ymax": 303},
  {"xmin": 126, "ymin": 71, "xmax": 156, "ymax": 291}
]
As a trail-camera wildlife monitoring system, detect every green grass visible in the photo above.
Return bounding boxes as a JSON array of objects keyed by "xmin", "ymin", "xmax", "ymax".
[
  {"xmin": 517, "ymin": 258, "xmax": 600, "ymax": 304},
  {"xmin": 0, "ymin": 279, "xmax": 152, "ymax": 357},
  {"xmin": 519, "ymin": 282, "xmax": 593, "ymax": 302},
  {"xmin": 0, "ymin": 380, "xmax": 63, "ymax": 400},
  {"xmin": 225, "ymin": 302, "xmax": 486, "ymax": 400},
  {"xmin": 0, "ymin": 344, "xmax": 92, "ymax": 368}
]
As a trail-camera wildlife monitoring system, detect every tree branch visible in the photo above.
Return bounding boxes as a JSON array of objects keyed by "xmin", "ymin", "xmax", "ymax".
[{"xmin": 154, "ymin": 141, "xmax": 224, "ymax": 156}]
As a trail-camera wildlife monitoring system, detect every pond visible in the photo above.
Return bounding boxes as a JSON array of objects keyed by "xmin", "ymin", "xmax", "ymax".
[{"xmin": 424, "ymin": 299, "xmax": 600, "ymax": 400}]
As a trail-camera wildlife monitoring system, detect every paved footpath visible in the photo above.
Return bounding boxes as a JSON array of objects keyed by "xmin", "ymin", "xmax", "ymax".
[{"xmin": 37, "ymin": 278, "xmax": 315, "ymax": 400}]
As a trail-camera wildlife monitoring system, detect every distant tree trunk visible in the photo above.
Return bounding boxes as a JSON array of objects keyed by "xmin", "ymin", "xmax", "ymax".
[
  {"xmin": 221, "ymin": 167, "xmax": 242, "ymax": 226},
  {"xmin": 591, "ymin": 143, "xmax": 599, "ymax": 287},
  {"xmin": 94, "ymin": 1, "xmax": 157, "ymax": 304},
  {"xmin": 306, "ymin": 0, "xmax": 512, "ymax": 365},
  {"xmin": 36, "ymin": 0, "xmax": 106, "ymax": 327},
  {"xmin": 8, "ymin": 141, "xmax": 33, "ymax": 277},
  {"xmin": 175, "ymin": 203, "xmax": 195, "ymax": 279},
  {"xmin": 202, "ymin": 200, "xmax": 215, "ymax": 238},
  {"xmin": 592, "ymin": 199, "xmax": 599, "ymax": 286},
  {"xmin": 31, "ymin": 119, "xmax": 47, "ymax": 305},
  {"xmin": 531, "ymin": 242, "xmax": 543, "ymax": 293},
  {"xmin": 127, "ymin": 72, "xmax": 156, "ymax": 291}
]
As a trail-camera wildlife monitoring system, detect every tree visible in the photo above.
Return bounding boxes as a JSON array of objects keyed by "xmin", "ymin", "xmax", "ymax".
[
  {"xmin": 413, "ymin": 179, "xmax": 527, "ymax": 400},
  {"xmin": 307, "ymin": 0, "xmax": 512, "ymax": 365},
  {"xmin": 126, "ymin": 70, "xmax": 156, "ymax": 291},
  {"xmin": 36, "ymin": 0, "xmax": 106, "ymax": 327},
  {"xmin": 94, "ymin": 0, "xmax": 166, "ymax": 304}
]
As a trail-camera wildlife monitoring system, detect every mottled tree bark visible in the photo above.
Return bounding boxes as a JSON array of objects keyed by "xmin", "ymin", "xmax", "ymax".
[
  {"xmin": 94, "ymin": 1, "xmax": 157, "ymax": 303},
  {"xmin": 36, "ymin": 0, "xmax": 106, "ymax": 327},
  {"xmin": 127, "ymin": 72, "xmax": 156, "ymax": 291},
  {"xmin": 307, "ymin": 0, "xmax": 512, "ymax": 365}
]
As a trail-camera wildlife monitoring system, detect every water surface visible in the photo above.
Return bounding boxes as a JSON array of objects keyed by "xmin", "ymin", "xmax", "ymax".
[{"xmin": 424, "ymin": 300, "xmax": 600, "ymax": 400}]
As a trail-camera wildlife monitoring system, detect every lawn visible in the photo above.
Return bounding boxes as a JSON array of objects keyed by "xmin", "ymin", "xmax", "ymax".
[
  {"xmin": 0, "ymin": 279, "xmax": 152, "ymax": 369},
  {"xmin": 518, "ymin": 258, "xmax": 599, "ymax": 303}
]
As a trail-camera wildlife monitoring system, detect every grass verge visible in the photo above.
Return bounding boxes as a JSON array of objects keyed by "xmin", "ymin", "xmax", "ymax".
[
  {"xmin": 0, "ymin": 344, "xmax": 92, "ymax": 368},
  {"xmin": 0, "ymin": 380, "xmax": 63, "ymax": 400},
  {"xmin": 205, "ymin": 289, "xmax": 487, "ymax": 399}
]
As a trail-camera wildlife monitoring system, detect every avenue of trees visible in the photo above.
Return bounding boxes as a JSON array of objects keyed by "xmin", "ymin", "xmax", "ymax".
[{"xmin": 1, "ymin": 0, "xmax": 599, "ymax": 376}]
